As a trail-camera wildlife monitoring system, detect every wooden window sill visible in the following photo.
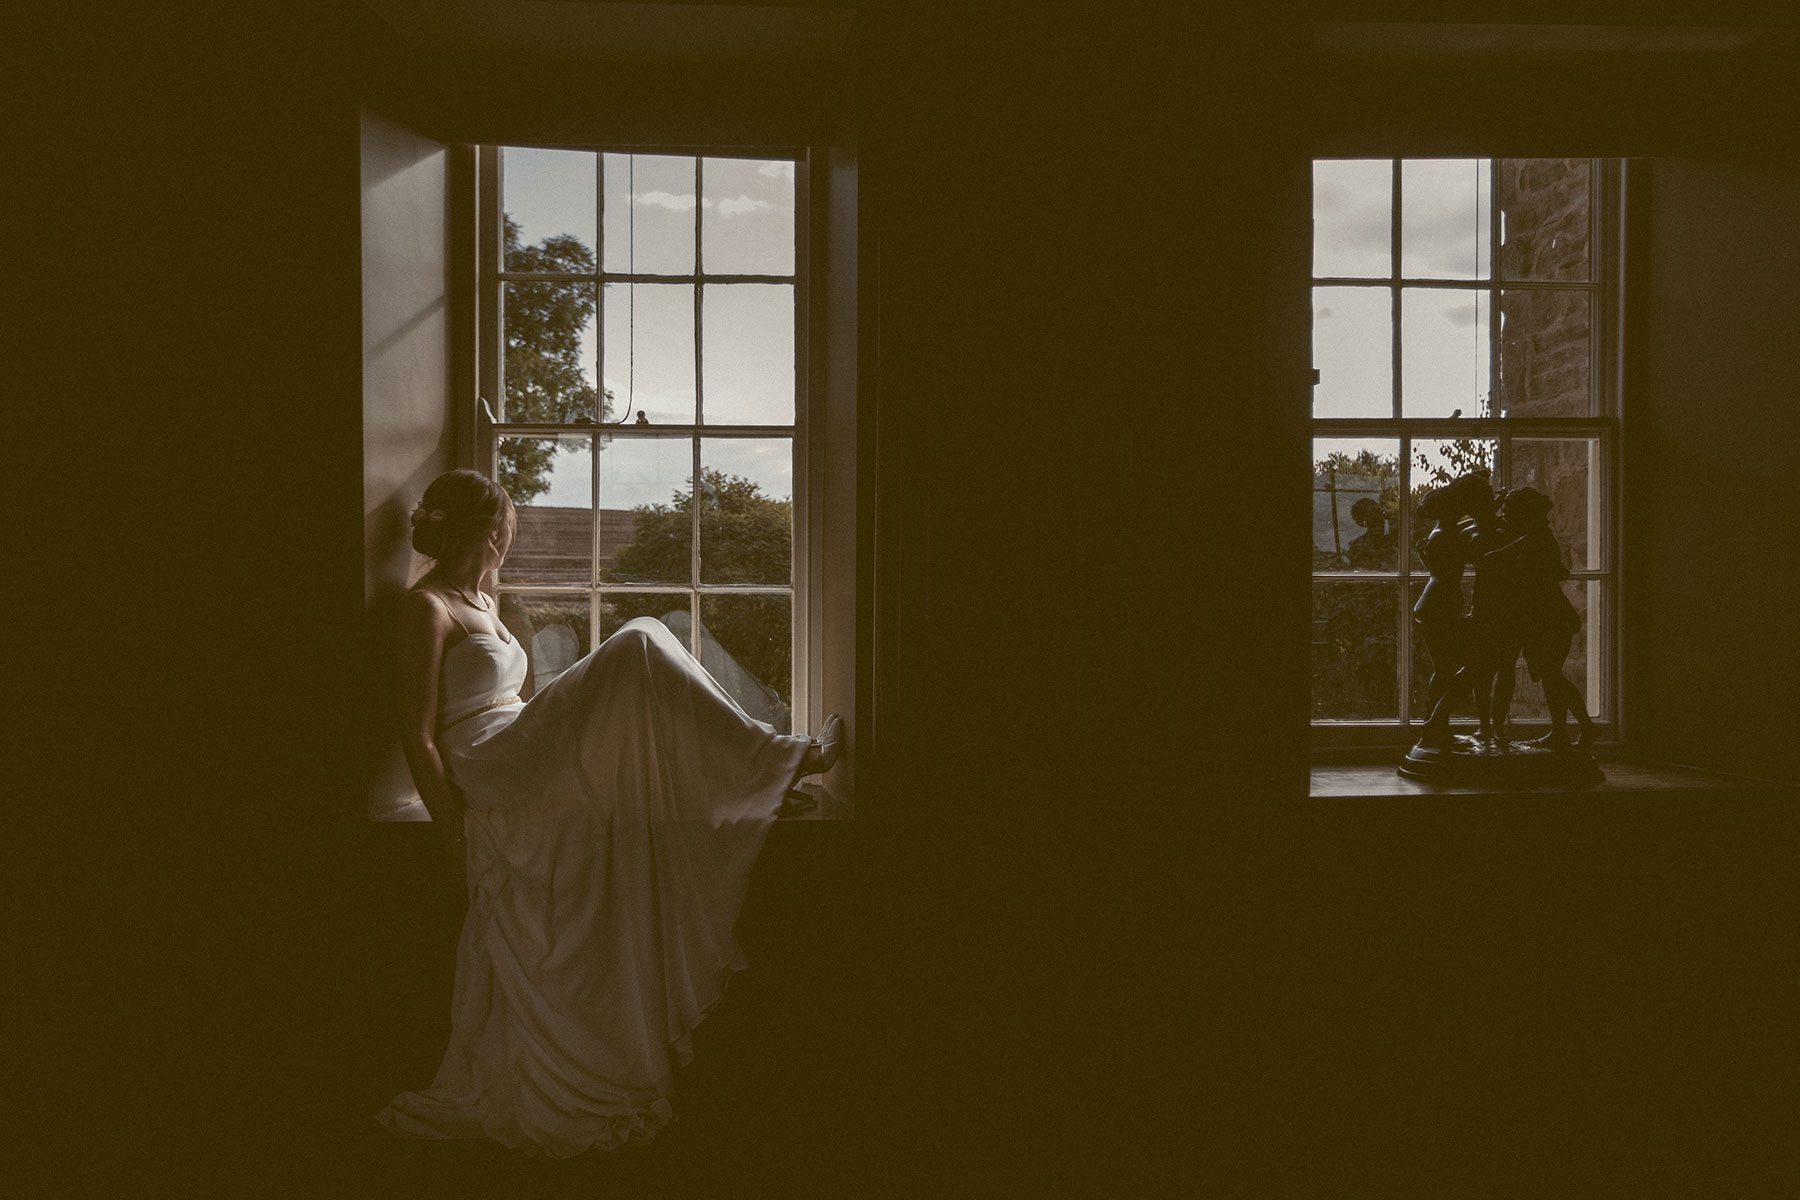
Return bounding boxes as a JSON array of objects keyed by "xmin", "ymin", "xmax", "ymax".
[{"xmin": 1311, "ymin": 761, "xmax": 1793, "ymax": 799}]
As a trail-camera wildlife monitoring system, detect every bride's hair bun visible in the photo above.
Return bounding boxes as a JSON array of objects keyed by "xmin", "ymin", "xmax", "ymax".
[{"xmin": 410, "ymin": 469, "xmax": 513, "ymax": 560}]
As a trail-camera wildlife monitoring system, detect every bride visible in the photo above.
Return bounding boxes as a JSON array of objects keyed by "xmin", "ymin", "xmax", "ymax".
[{"xmin": 376, "ymin": 468, "xmax": 841, "ymax": 1157}]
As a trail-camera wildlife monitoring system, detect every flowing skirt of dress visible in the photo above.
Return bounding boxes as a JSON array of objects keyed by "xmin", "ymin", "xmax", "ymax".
[{"xmin": 376, "ymin": 618, "xmax": 810, "ymax": 1157}]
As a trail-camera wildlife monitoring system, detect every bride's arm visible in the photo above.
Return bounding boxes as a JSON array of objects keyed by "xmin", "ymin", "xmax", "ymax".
[{"xmin": 395, "ymin": 590, "xmax": 465, "ymax": 867}]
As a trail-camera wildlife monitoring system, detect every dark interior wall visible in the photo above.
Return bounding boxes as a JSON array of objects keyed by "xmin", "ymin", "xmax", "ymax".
[{"xmin": 1628, "ymin": 157, "xmax": 1800, "ymax": 781}]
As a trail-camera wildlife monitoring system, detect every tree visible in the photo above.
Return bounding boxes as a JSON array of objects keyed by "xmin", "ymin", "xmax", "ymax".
[
  {"xmin": 496, "ymin": 217, "xmax": 613, "ymax": 503},
  {"xmin": 608, "ymin": 468, "xmax": 794, "ymax": 705}
]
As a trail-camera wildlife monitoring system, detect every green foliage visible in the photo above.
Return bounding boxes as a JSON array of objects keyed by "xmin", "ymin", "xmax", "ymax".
[
  {"xmin": 497, "ymin": 218, "xmax": 613, "ymax": 503},
  {"xmin": 608, "ymin": 467, "xmax": 793, "ymax": 703}
]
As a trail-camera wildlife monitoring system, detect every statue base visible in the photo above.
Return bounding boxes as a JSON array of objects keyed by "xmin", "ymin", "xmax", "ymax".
[{"xmin": 1400, "ymin": 734, "xmax": 1604, "ymax": 787}]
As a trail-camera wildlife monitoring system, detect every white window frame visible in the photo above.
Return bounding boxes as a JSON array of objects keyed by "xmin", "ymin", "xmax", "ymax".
[
  {"xmin": 1311, "ymin": 157, "xmax": 1627, "ymax": 753},
  {"xmin": 471, "ymin": 143, "xmax": 824, "ymax": 744}
]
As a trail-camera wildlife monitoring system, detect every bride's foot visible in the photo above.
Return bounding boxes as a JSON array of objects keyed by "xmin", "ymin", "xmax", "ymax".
[{"xmin": 796, "ymin": 713, "xmax": 843, "ymax": 778}]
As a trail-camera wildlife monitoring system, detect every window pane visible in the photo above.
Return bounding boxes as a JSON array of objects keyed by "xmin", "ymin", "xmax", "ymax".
[
  {"xmin": 602, "ymin": 592, "xmax": 691, "ymax": 646},
  {"xmin": 1509, "ymin": 438, "xmax": 1600, "ymax": 571},
  {"xmin": 497, "ymin": 594, "xmax": 592, "ymax": 693},
  {"xmin": 1499, "ymin": 159, "xmax": 1591, "ymax": 283},
  {"xmin": 1313, "ymin": 159, "xmax": 1391, "ymax": 279},
  {"xmin": 502, "ymin": 147, "xmax": 596, "ymax": 274},
  {"xmin": 1497, "ymin": 289, "xmax": 1591, "ymax": 417},
  {"xmin": 1408, "ymin": 578, "xmax": 1474, "ymax": 722},
  {"xmin": 1504, "ymin": 578, "xmax": 1595, "ymax": 725},
  {"xmin": 503, "ymin": 282, "xmax": 599, "ymax": 422},
  {"xmin": 1312, "ymin": 286, "xmax": 1391, "ymax": 417},
  {"xmin": 1313, "ymin": 438, "xmax": 1400, "ymax": 573},
  {"xmin": 1408, "ymin": 437, "xmax": 1498, "ymax": 572},
  {"xmin": 1401, "ymin": 158, "xmax": 1491, "ymax": 280},
  {"xmin": 604, "ymin": 153, "xmax": 695, "ymax": 276},
  {"xmin": 603, "ymin": 282, "xmax": 695, "ymax": 424},
  {"xmin": 700, "ymin": 438, "xmax": 793, "ymax": 585},
  {"xmin": 1401, "ymin": 287, "xmax": 1489, "ymax": 418},
  {"xmin": 702, "ymin": 157, "xmax": 796, "ymax": 276},
  {"xmin": 598, "ymin": 433, "xmax": 692, "ymax": 587},
  {"xmin": 1312, "ymin": 581, "xmax": 1400, "ymax": 721},
  {"xmin": 498, "ymin": 434, "xmax": 593, "ymax": 586},
  {"xmin": 702, "ymin": 284, "xmax": 794, "ymax": 425},
  {"xmin": 699, "ymin": 594, "xmax": 793, "ymax": 733}
]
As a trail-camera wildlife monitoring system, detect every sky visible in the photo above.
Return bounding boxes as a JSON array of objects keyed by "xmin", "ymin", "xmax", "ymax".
[
  {"xmin": 502, "ymin": 148, "xmax": 797, "ymax": 510},
  {"xmin": 1312, "ymin": 157, "xmax": 1498, "ymax": 424}
]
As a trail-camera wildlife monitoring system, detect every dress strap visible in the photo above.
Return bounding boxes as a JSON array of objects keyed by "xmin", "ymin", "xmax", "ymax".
[{"xmin": 427, "ymin": 589, "xmax": 473, "ymax": 639}]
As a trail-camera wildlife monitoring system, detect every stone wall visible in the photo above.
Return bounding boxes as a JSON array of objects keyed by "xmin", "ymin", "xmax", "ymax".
[{"xmin": 1498, "ymin": 159, "xmax": 1593, "ymax": 418}]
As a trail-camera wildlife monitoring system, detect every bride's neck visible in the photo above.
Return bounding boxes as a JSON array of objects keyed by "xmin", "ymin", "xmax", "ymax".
[{"xmin": 429, "ymin": 554, "xmax": 488, "ymax": 592}]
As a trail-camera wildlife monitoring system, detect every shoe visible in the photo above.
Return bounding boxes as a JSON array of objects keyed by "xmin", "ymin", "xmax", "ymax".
[{"xmin": 796, "ymin": 713, "xmax": 843, "ymax": 777}]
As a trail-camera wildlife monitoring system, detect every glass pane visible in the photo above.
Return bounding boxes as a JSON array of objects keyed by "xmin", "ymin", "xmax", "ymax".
[
  {"xmin": 700, "ymin": 593, "xmax": 793, "ymax": 733},
  {"xmin": 1401, "ymin": 287, "xmax": 1489, "ymax": 418},
  {"xmin": 700, "ymin": 438, "xmax": 793, "ymax": 585},
  {"xmin": 598, "ymin": 434, "xmax": 693, "ymax": 587},
  {"xmin": 702, "ymin": 157, "xmax": 796, "ymax": 276},
  {"xmin": 702, "ymin": 284, "xmax": 794, "ymax": 425},
  {"xmin": 503, "ymin": 282, "xmax": 599, "ymax": 422},
  {"xmin": 1408, "ymin": 437, "xmax": 1498, "ymax": 571},
  {"xmin": 1497, "ymin": 289, "xmax": 1591, "ymax": 417},
  {"xmin": 603, "ymin": 153, "xmax": 695, "ymax": 276},
  {"xmin": 603, "ymin": 283, "xmax": 695, "ymax": 424},
  {"xmin": 1312, "ymin": 438, "xmax": 1400, "ymax": 573},
  {"xmin": 1408, "ymin": 578, "xmax": 1475, "ymax": 722},
  {"xmin": 1312, "ymin": 286, "xmax": 1391, "ymax": 418},
  {"xmin": 501, "ymin": 147, "xmax": 596, "ymax": 274},
  {"xmin": 1312, "ymin": 581, "xmax": 1400, "ymax": 721},
  {"xmin": 1401, "ymin": 158, "xmax": 1491, "ymax": 280},
  {"xmin": 496, "ymin": 594, "xmax": 592, "ymax": 693},
  {"xmin": 1509, "ymin": 438, "xmax": 1599, "ymax": 571},
  {"xmin": 1499, "ymin": 159, "xmax": 1591, "ymax": 282},
  {"xmin": 601, "ymin": 592, "xmax": 691, "ymax": 647},
  {"xmin": 497, "ymin": 435, "xmax": 593, "ymax": 586},
  {"xmin": 1312, "ymin": 159, "xmax": 1391, "ymax": 279},
  {"xmin": 1503, "ymin": 579, "xmax": 1595, "ymax": 726}
]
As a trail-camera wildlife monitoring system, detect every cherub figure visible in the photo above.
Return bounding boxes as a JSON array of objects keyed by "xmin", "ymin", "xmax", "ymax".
[
  {"xmin": 1476, "ymin": 487, "xmax": 1596, "ymax": 749},
  {"xmin": 1413, "ymin": 470, "xmax": 1501, "ymax": 748}
]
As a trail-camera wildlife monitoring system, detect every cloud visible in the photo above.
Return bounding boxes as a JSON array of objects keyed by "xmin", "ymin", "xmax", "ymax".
[
  {"xmin": 757, "ymin": 161, "xmax": 795, "ymax": 180},
  {"xmin": 636, "ymin": 191, "xmax": 696, "ymax": 211},
  {"xmin": 718, "ymin": 195, "xmax": 776, "ymax": 216},
  {"xmin": 1442, "ymin": 302, "xmax": 1482, "ymax": 326},
  {"xmin": 632, "ymin": 192, "xmax": 783, "ymax": 217}
]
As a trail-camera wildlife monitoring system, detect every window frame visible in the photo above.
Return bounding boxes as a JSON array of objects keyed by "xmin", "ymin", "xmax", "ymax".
[
  {"xmin": 470, "ymin": 142, "xmax": 824, "ymax": 743},
  {"xmin": 1310, "ymin": 157, "xmax": 1627, "ymax": 753}
]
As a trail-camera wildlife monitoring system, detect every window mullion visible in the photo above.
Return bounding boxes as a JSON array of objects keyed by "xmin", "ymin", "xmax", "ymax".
[
  {"xmin": 690, "ymin": 156, "xmax": 704, "ymax": 659},
  {"xmin": 1397, "ymin": 433, "xmax": 1413, "ymax": 726},
  {"xmin": 592, "ymin": 151, "xmax": 606, "ymax": 654},
  {"xmin": 1390, "ymin": 158, "xmax": 1402, "ymax": 421}
]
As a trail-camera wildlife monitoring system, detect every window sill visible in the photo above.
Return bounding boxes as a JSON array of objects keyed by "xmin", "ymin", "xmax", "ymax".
[
  {"xmin": 370, "ymin": 779, "xmax": 851, "ymax": 823},
  {"xmin": 1311, "ymin": 761, "xmax": 1793, "ymax": 799}
]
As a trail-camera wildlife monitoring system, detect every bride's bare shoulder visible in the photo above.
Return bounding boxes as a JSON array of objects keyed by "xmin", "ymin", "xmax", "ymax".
[{"xmin": 399, "ymin": 586, "xmax": 455, "ymax": 632}]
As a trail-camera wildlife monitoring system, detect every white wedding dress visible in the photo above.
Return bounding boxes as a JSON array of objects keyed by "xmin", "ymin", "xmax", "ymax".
[{"xmin": 376, "ymin": 615, "xmax": 810, "ymax": 1157}]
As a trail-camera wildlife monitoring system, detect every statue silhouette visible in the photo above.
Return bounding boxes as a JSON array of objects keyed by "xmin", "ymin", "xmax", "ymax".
[
  {"xmin": 1412, "ymin": 470, "xmax": 1498, "ymax": 748},
  {"xmin": 1403, "ymin": 474, "xmax": 1602, "ymax": 783},
  {"xmin": 1477, "ymin": 487, "xmax": 1596, "ymax": 750}
]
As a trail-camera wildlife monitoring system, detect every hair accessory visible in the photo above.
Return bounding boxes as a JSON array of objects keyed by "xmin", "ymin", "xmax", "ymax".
[{"xmin": 410, "ymin": 505, "xmax": 448, "ymax": 526}]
